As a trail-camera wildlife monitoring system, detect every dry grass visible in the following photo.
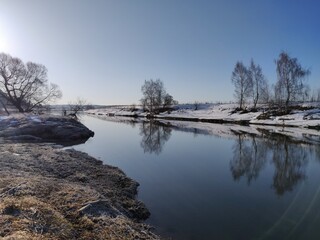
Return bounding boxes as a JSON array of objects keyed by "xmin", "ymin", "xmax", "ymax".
[
  {"xmin": 0, "ymin": 196, "xmax": 74, "ymax": 239},
  {"xmin": 0, "ymin": 143, "xmax": 160, "ymax": 240}
]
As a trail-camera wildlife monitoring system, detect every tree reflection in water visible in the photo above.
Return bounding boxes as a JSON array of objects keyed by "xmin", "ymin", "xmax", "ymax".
[
  {"xmin": 230, "ymin": 134, "xmax": 267, "ymax": 185},
  {"xmin": 230, "ymin": 132, "xmax": 309, "ymax": 196},
  {"xmin": 100, "ymin": 117, "xmax": 316, "ymax": 196},
  {"xmin": 139, "ymin": 121, "xmax": 172, "ymax": 155},
  {"xmin": 315, "ymin": 144, "xmax": 320, "ymax": 162},
  {"xmin": 270, "ymin": 136, "xmax": 308, "ymax": 195}
]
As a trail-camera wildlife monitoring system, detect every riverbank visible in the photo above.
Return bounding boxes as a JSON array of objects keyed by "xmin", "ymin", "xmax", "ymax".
[
  {"xmin": 0, "ymin": 115, "xmax": 160, "ymax": 240},
  {"xmin": 0, "ymin": 143, "xmax": 160, "ymax": 240},
  {"xmin": 85, "ymin": 103, "xmax": 320, "ymax": 129}
]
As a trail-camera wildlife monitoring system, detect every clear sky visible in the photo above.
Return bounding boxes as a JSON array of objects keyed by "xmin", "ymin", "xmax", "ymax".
[{"xmin": 0, "ymin": 0, "xmax": 319, "ymax": 105}]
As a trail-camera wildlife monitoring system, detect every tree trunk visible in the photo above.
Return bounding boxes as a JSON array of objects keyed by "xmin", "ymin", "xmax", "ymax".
[
  {"xmin": 285, "ymin": 91, "xmax": 290, "ymax": 111},
  {"xmin": 0, "ymin": 99, "xmax": 10, "ymax": 115}
]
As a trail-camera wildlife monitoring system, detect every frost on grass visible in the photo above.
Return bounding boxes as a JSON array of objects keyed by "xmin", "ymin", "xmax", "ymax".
[{"xmin": 0, "ymin": 144, "xmax": 159, "ymax": 240}]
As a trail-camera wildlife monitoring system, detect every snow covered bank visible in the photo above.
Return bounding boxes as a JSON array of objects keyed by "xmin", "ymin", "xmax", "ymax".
[
  {"xmin": 158, "ymin": 120, "xmax": 320, "ymax": 144},
  {"xmin": 86, "ymin": 103, "xmax": 320, "ymax": 129}
]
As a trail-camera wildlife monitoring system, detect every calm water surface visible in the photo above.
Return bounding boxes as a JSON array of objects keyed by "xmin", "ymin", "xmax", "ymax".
[{"xmin": 73, "ymin": 115, "xmax": 320, "ymax": 240}]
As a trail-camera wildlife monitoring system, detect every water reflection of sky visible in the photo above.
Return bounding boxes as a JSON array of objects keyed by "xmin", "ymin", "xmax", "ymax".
[{"xmin": 73, "ymin": 116, "xmax": 320, "ymax": 240}]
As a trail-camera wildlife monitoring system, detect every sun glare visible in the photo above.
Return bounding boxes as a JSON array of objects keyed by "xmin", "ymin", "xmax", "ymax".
[{"xmin": 0, "ymin": 38, "xmax": 8, "ymax": 52}]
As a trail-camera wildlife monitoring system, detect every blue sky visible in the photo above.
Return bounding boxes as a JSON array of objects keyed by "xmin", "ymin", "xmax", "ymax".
[{"xmin": 0, "ymin": 0, "xmax": 319, "ymax": 105}]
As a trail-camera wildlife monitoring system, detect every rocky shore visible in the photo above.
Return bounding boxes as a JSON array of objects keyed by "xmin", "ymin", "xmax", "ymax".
[{"xmin": 0, "ymin": 115, "xmax": 160, "ymax": 240}]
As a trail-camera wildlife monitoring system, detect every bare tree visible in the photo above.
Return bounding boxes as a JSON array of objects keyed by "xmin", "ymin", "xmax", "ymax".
[
  {"xmin": 0, "ymin": 52, "xmax": 62, "ymax": 113},
  {"xmin": 68, "ymin": 97, "xmax": 88, "ymax": 118},
  {"xmin": 310, "ymin": 89, "xmax": 319, "ymax": 102},
  {"xmin": 311, "ymin": 88, "xmax": 320, "ymax": 102},
  {"xmin": 141, "ymin": 79, "xmax": 164, "ymax": 113},
  {"xmin": 163, "ymin": 93, "xmax": 177, "ymax": 108},
  {"xmin": 248, "ymin": 59, "xmax": 268, "ymax": 109},
  {"xmin": 0, "ymin": 90, "xmax": 10, "ymax": 115},
  {"xmin": 275, "ymin": 52, "xmax": 310, "ymax": 109},
  {"xmin": 302, "ymin": 85, "xmax": 310, "ymax": 102},
  {"xmin": 260, "ymin": 83, "xmax": 270, "ymax": 105},
  {"xmin": 141, "ymin": 79, "xmax": 177, "ymax": 114},
  {"xmin": 231, "ymin": 62, "xmax": 252, "ymax": 109}
]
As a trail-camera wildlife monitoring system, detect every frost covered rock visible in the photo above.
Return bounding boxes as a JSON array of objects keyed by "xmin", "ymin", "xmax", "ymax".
[{"xmin": 0, "ymin": 115, "xmax": 94, "ymax": 145}]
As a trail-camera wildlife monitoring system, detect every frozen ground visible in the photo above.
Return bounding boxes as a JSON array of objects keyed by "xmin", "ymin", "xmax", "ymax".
[{"xmin": 0, "ymin": 114, "xmax": 94, "ymax": 145}]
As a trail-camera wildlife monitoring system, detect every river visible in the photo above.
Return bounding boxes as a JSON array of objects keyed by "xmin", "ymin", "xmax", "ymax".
[{"xmin": 72, "ymin": 115, "xmax": 320, "ymax": 240}]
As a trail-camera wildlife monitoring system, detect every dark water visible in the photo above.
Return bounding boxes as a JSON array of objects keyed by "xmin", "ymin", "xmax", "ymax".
[{"xmin": 73, "ymin": 115, "xmax": 320, "ymax": 240}]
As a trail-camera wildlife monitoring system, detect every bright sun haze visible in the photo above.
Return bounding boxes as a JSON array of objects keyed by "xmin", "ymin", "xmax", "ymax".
[
  {"xmin": 1, "ymin": 0, "xmax": 320, "ymax": 105},
  {"xmin": 0, "ymin": 39, "xmax": 6, "ymax": 51}
]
